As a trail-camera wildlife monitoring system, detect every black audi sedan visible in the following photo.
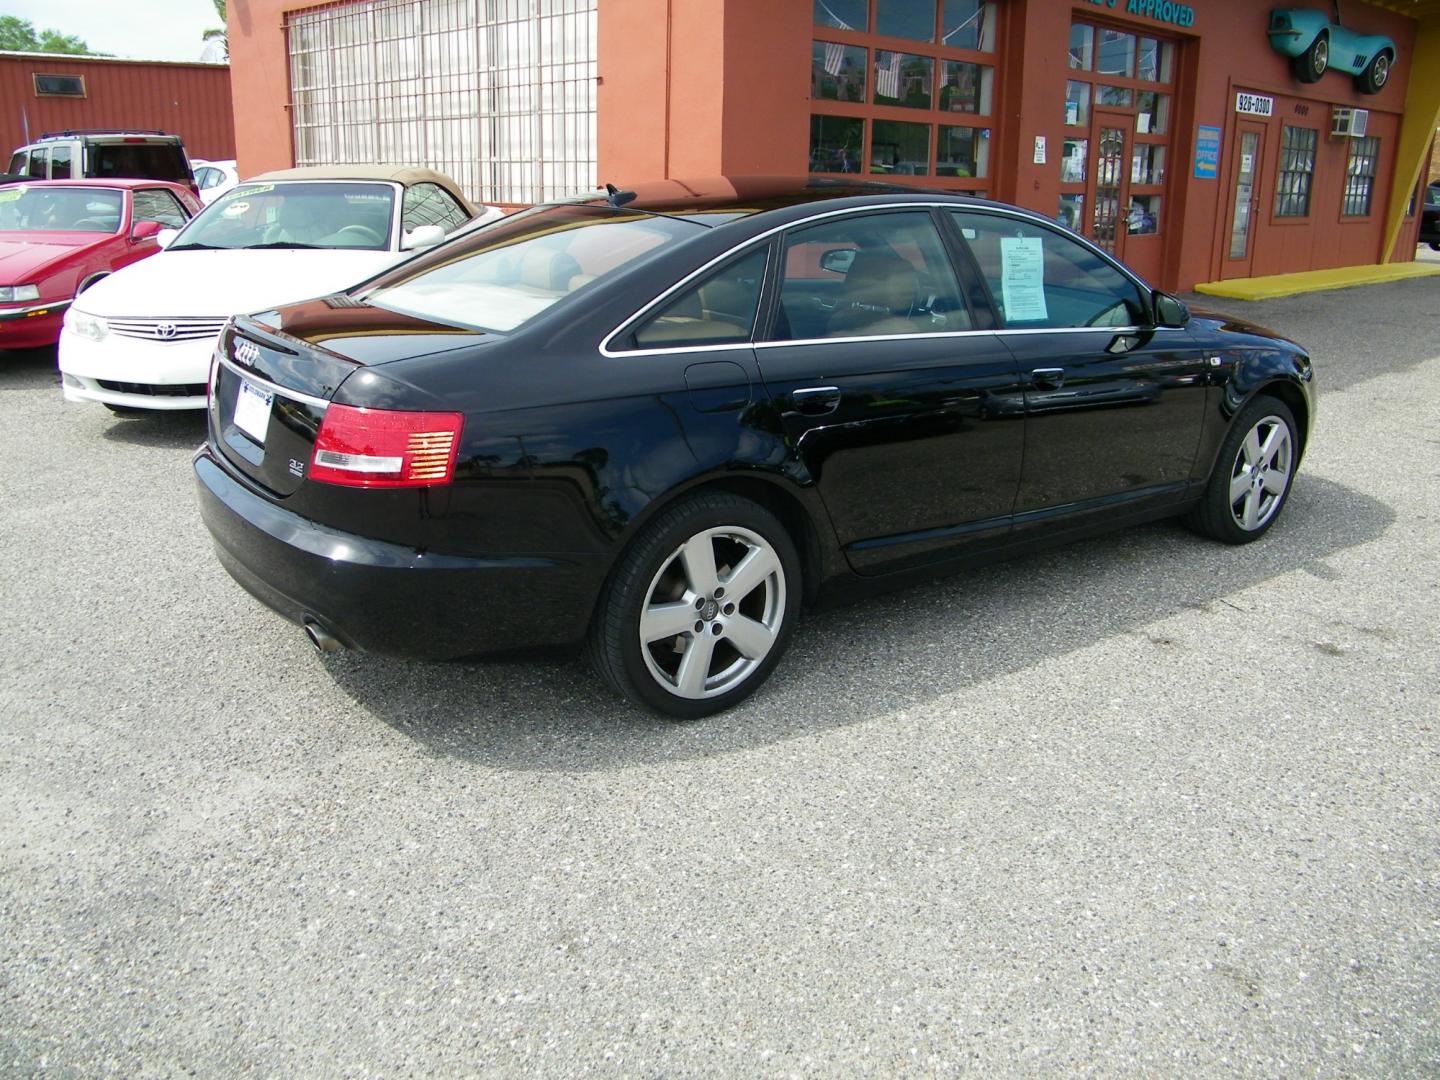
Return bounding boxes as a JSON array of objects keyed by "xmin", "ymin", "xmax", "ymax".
[{"xmin": 194, "ymin": 177, "xmax": 1315, "ymax": 718}]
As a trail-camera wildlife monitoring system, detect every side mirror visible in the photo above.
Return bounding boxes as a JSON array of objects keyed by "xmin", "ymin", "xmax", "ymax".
[
  {"xmin": 131, "ymin": 220, "xmax": 163, "ymax": 243},
  {"xmin": 1153, "ymin": 291, "xmax": 1190, "ymax": 328},
  {"xmin": 402, "ymin": 224, "xmax": 446, "ymax": 251},
  {"xmin": 819, "ymin": 248, "xmax": 856, "ymax": 274},
  {"xmin": 155, "ymin": 228, "xmax": 178, "ymax": 249}
]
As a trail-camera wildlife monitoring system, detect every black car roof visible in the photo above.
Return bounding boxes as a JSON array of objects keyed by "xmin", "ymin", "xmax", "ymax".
[{"xmin": 557, "ymin": 176, "xmax": 999, "ymax": 226}]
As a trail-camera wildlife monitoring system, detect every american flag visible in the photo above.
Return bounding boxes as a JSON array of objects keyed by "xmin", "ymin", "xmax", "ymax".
[
  {"xmin": 877, "ymin": 52, "xmax": 901, "ymax": 99},
  {"xmin": 823, "ymin": 42, "xmax": 846, "ymax": 77}
]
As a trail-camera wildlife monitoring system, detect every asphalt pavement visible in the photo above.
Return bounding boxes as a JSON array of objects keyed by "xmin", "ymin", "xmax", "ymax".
[{"xmin": 1, "ymin": 270, "xmax": 1437, "ymax": 1077}]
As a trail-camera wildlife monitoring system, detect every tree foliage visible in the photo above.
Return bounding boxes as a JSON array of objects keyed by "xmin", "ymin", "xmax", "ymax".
[
  {"xmin": 0, "ymin": 15, "xmax": 99, "ymax": 55},
  {"xmin": 202, "ymin": 0, "xmax": 228, "ymax": 61}
]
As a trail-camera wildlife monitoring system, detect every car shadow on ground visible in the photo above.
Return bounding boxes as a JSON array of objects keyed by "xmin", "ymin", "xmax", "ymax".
[
  {"xmin": 322, "ymin": 474, "xmax": 1391, "ymax": 771},
  {"xmin": 0, "ymin": 346, "xmax": 59, "ymax": 390},
  {"xmin": 100, "ymin": 410, "xmax": 208, "ymax": 450}
]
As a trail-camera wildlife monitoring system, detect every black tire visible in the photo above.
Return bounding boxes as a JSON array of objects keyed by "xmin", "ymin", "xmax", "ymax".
[
  {"xmin": 587, "ymin": 491, "xmax": 801, "ymax": 719},
  {"xmin": 103, "ymin": 404, "xmax": 145, "ymax": 417},
  {"xmin": 1355, "ymin": 51, "xmax": 1391, "ymax": 94},
  {"xmin": 1293, "ymin": 32, "xmax": 1328, "ymax": 83},
  {"xmin": 1186, "ymin": 394, "xmax": 1299, "ymax": 545},
  {"xmin": 1430, "ymin": 241, "xmax": 1440, "ymax": 252}
]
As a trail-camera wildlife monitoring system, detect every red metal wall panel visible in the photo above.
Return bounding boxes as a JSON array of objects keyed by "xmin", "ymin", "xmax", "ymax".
[{"xmin": 0, "ymin": 54, "xmax": 235, "ymax": 163}]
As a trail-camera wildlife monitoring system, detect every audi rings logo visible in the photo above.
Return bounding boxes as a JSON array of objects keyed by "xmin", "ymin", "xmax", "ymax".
[
  {"xmin": 153, "ymin": 321, "xmax": 179, "ymax": 340},
  {"xmin": 234, "ymin": 339, "xmax": 261, "ymax": 367}
]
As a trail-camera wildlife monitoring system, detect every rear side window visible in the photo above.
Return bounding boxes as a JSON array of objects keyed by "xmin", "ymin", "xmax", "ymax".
[
  {"xmin": 949, "ymin": 211, "xmax": 1145, "ymax": 329},
  {"xmin": 769, "ymin": 209, "xmax": 970, "ymax": 341},
  {"xmin": 133, "ymin": 188, "xmax": 190, "ymax": 228},
  {"xmin": 401, "ymin": 182, "xmax": 469, "ymax": 234},
  {"xmin": 27, "ymin": 148, "xmax": 48, "ymax": 179},
  {"xmin": 629, "ymin": 247, "xmax": 768, "ymax": 349},
  {"xmin": 7, "ymin": 151, "xmax": 27, "ymax": 175},
  {"xmin": 90, "ymin": 143, "xmax": 188, "ymax": 182}
]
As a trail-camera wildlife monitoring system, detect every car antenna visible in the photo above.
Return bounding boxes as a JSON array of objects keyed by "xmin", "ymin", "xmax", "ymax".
[{"xmin": 604, "ymin": 183, "xmax": 637, "ymax": 207}]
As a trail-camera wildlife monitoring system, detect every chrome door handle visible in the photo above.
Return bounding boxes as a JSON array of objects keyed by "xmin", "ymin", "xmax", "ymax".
[
  {"xmin": 1030, "ymin": 368, "xmax": 1065, "ymax": 389},
  {"xmin": 789, "ymin": 386, "xmax": 841, "ymax": 415}
]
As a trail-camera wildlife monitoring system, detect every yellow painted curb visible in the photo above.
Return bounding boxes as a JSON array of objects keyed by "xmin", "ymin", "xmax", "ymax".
[{"xmin": 1194, "ymin": 262, "xmax": 1440, "ymax": 301}]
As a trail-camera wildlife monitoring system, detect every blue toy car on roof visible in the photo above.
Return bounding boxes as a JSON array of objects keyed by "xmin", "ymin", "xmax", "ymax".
[{"xmin": 1268, "ymin": 8, "xmax": 1395, "ymax": 93}]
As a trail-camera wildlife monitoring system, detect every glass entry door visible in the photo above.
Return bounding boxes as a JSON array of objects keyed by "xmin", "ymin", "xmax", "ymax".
[
  {"xmin": 1225, "ymin": 122, "xmax": 1267, "ymax": 277},
  {"xmin": 1088, "ymin": 111, "xmax": 1131, "ymax": 257}
]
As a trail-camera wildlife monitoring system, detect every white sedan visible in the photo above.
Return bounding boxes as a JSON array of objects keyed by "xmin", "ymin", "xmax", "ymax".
[
  {"xmin": 59, "ymin": 165, "xmax": 504, "ymax": 413},
  {"xmin": 192, "ymin": 159, "xmax": 239, "ymax": 204}
]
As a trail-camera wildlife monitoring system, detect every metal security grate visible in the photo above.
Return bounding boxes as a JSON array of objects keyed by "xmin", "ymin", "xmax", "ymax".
[{"xmin": 287, "ymin": 0, "xmax": 598, "ymax": 206}]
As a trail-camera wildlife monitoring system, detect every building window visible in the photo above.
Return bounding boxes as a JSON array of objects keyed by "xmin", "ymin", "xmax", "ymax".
[
  {"xmin": 813, "ymin": 41, "xmax": 867, "ymax": 101},
  {"xmin": 810, "ymin": 114, "xmax": 864, "ymax": 174},
  {"xmin": 810, "ymin": 1, "xmax": 999, "ymax": 195},
  {"xmin": 1274, "ymin": 125, "xmax": 1317, "ymax": 218},
  {"xmin": 816, "ymin": 0, "xmax": 868, "ymax": 32},
  {"xmin": 287, "ymin": 0, "xmax": 597, "ymax": 206},
  {"xmin": 34, "ymin": 73, "xmax": 85, "ymax": 97},
  {"xmin": 1342, "ymin": 136, "xmax": 1379, "ymax": 217}
]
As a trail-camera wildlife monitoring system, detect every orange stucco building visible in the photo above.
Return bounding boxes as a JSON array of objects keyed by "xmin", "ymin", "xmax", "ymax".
[{"xmin": 225, "ymin": 0, "xmax": 1439, "ymax": 292}]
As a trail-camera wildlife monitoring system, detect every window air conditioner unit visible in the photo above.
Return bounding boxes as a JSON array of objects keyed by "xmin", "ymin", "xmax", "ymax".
[{"xmin": 1331, "ymin": 107, "xmax": 1369, "ymax": 138}]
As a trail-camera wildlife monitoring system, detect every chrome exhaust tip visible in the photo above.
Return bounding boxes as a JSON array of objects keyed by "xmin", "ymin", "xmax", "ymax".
[{"xmin": 303, "ymin": 619, "xmax": 343, "ymax": 654}]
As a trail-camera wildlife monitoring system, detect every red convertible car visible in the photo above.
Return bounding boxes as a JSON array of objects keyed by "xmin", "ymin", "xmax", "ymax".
[{"xmin": 0, "ymin": 179, "xmax": 201, "ymax": 349}]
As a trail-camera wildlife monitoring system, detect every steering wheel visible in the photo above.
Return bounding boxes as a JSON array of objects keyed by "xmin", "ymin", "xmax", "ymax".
[
  {"xmin": 334, "ymin": 225, "xmax": 382, "ymax": 245},
  {"xmin": 71, "ymin": 218, "xmax": 114, "ymax": 232}
]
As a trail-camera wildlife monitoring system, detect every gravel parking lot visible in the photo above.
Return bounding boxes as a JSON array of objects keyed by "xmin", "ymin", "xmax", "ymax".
[{"xmin": 2, "ymin": 278, "xmax": 1437, "ymax": 1077}]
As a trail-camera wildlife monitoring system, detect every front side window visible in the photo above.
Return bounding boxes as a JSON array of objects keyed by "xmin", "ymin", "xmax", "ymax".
[
  {"xmin": 1275, "ymin": 125, "xmax": 1317, "ymax": 218},
  {"xmin": 49, "ymin": 146, "xmax": 72, "ymax": 180},
  {"xmin": 0, "ymin": 185, "xmax": 124, "ymax": 233},
  {"xmin": 770, "ymin": 210, "xmax": 969, "ymax": 341},
  {"xmin": 172, "ymin": 182, "xmax": 397, "ymax": 251},
  {"xmin": 361, "ymin": 205, "xmax": 704, "ymax": 334},
  {"xmin": 950, "ymin": 211, "xmax": 1145, "ymax": 329},
  {"xmin": 401, "ymin": 182, "xmax": 470, "ymax": 233},
  {"xmin": 1342, "ymin": 136, "xmax": 1379, "ymax": 217},
  {"xmin": 629, "ymin": 248, "xmax": 768, "ymax": 349}
]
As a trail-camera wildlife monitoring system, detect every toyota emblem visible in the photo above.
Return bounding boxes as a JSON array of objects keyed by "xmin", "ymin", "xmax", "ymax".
[{"xmin": 153, "ymin": 321, "xmax": 178, "ymax": 340}]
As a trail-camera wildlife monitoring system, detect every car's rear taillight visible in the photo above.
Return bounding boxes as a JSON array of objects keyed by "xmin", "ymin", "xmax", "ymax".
[{"xmin": 310, "ymin": 404, "xmax": 464, "ymax": 488}]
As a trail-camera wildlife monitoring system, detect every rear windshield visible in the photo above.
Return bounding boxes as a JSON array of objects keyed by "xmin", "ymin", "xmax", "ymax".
[
  {"xmin": 0, "ymin": 185, "xmax": 124, "ymax": 233},
  {"xmin": 88, "ymin": 143, "xmax": 189, "ymax": 183},
  {"xmin": 361, "ymin": 204, "xmax": 703, "ymax": 333}
]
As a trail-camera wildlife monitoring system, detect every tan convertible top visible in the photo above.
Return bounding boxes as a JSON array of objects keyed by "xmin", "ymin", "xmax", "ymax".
[{"xmin": 246, "ymin": 165, "xmax": 477, "ymax": 214}]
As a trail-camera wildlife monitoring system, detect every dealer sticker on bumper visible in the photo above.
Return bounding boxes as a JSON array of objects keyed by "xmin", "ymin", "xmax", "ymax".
[{"xmin": 234, "ymin": 379, "xmax": 273, "ymax": 443}]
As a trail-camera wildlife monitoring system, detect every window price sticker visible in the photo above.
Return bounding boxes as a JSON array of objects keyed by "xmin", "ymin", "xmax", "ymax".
[{"xmin": 1235, "ymin": 92, "xmax": 1274, "ymax": 117}]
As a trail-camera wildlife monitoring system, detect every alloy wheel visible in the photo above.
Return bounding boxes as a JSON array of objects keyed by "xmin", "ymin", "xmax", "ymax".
[
  {"xmin": 638, "ymin": 525, "xmax": 786, "ymax": 699},
  {"xmin": 1228, "ymin": 414, "xmax": 1293, "ymax": 531}
]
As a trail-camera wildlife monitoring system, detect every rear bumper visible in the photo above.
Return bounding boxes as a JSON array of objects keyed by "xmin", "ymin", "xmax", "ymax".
[{"xmin": 194, "ymin": 447, "xmax": 606, "ymax": 658}]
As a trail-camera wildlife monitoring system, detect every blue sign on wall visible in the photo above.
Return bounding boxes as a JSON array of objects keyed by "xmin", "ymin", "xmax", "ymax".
[{"xmin": 1194, "ymin": 125, "xmax": 1222, "ymax": 179}]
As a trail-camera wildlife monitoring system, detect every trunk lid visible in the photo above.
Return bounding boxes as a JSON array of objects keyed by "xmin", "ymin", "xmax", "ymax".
[{"xmin": 208, "ymin": 297, "xmax": 489, "ymax": 498}]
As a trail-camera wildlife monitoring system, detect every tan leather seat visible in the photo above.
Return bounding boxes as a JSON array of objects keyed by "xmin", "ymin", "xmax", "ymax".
[{"xmin": 826, "ymin": 252, "xmax": 921, "ymax": 337}]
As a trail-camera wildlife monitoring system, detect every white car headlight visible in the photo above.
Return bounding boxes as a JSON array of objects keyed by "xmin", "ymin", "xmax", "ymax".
[
  {"xmin": 0, "ymin": 284, "xmax": 41, "ymax": 302},
  {"xmin": 66, "ymin": 308, "xmax": 109, "ymax": 342}
]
